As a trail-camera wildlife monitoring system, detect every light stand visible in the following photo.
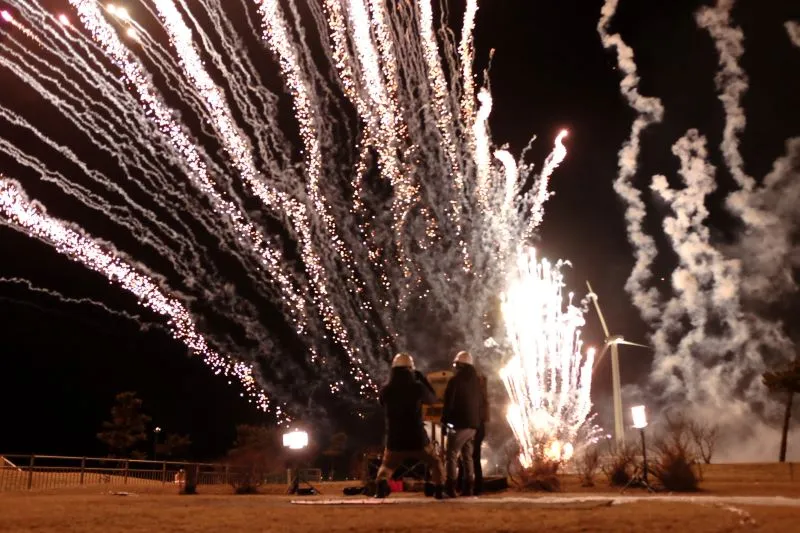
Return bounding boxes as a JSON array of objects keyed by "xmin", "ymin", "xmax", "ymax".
[
  {"xmin": 283, "ymin": 430, "xmax": 318, "ymax": 495},
  {"xmin": 622, "ymin": 405, "xmax": 655, "ymax": 493}
]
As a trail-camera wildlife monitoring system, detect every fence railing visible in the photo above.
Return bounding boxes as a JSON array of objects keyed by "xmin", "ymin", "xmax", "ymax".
[{"xmin": 0, "ymin": 454, "xmax": 286, "ymax": 492}]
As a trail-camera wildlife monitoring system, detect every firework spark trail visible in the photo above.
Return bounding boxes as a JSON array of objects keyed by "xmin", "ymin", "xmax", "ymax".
[
  {"xmin": 524, "ymin": 130, "xmax": 569, "ymax": 239},
  {"xmin": 0, "ymin": 176, "xmax": 284, "ymax": 419},
  {"xmin": 500, "ymin": 248, "xmax": 595, "ymax": 465},
  {"xmin": 598, "ymin": 0, "xmax": 665, "ymax": 323},
  {"xmin": 0, "ymin": 50, "xmax": 210, "ymax": 266},
  {"xmin": 417, "ymin": 0, "xmax": 466, "ymax": 196},
  {"xmin": 786, "ymin": 21, "xmax": 800, "ymax": 47},
  {"xmin": 63, "ymin": 0, "xmax": 310, "ymax": 334},
  {"xmin": 458, "ymin": 0, "xmax": 478, "ymax": 136},
  {"xmin": 1, "ymin": 0, "xmax": 573, "ymax": 421},
  {"xmin": 254, "ymin": 0, "xmax": 377, "ymax": 391}
]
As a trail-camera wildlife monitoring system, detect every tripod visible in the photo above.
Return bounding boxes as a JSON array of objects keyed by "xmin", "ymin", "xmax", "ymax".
[{"xmin": 621, "ymin": 428, "xmax": 655, "ymax": 493}]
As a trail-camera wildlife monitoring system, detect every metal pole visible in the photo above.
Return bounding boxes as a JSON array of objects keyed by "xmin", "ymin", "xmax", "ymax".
[
  {"xmin": 640, "ymin": 428, "xmax": 648, "ymax": 484},
  {"xmin": 162, "ymin": 462, "xmax": 167, "ymax": 484},
  {"xmin": 27, "ymin": 455, "xmax": 35, "ymax": 490},
  {"xmin": 123, "ymin": 460, "xmax": 129, "ymax": 484},
  {"xmin": 80, "ymin": 457, "xmax": 86, "ymax": 485},
  {"xmin": 611, "ymin": 344, "xmax": 624, "ymax": 444}
]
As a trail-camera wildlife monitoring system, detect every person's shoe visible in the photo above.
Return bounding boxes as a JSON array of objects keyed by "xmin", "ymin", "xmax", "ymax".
[
  {"xmin": 434, "ymin": 484, "xmax": 447, "ymax": 500},
  {"xmin": 374, "ymin": 479, "xmax": 391, "ymax": 499},
  {"xmin": 445, "ymin": 479, "xmax": 457, "ymax": 498}
]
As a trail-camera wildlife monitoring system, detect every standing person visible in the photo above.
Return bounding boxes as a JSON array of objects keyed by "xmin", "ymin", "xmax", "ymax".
[
  {"xmin": 473, "ymin": 371, "xmax": 490, "ymax": 495},
  {"xmin": 442, "ymin": 350, "xmax": 481, "ymax": 497},
  {"xmin": 375, "ymin": 353, "xmax": 445, "ymax": 499}
]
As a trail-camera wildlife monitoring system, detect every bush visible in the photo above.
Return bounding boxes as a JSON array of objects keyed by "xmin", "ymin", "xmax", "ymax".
[
  {"xmin": 602, "ymin": 443, "xmax": 636, "ymax": 487},
  {"xmin": 510, "ymin": 456, "xmax": 561, "ymax": 492},
  {"xmin": 226, "ymin": 425, "xmax": 288, "ymax": 494},
  {"xmin": 651, "ymin": 412, "xmax": 700, "ymax": 492},
  {"xmin": 575, "ymin": 447, "xmax": 600, "ymax": 487}
]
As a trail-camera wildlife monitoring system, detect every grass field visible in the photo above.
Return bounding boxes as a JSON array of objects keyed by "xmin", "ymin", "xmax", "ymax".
[
  {"xmin": 1, "ymin": 486, "xmax": 799, "ymax": 533},
  {"xmin": 1, "ymin": 464, "xmax": 800, "ymax": 533}
]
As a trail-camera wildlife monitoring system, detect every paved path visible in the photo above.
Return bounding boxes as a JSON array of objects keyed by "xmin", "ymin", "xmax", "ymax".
[{"xmin": 292, "ymin": 494, "xmax": 800, "ymax": 508}]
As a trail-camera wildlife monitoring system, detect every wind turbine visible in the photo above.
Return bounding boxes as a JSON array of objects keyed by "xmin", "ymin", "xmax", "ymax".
[{"xmin": 586, "ymin": 281, "xmax": 649, "ymax": 444}]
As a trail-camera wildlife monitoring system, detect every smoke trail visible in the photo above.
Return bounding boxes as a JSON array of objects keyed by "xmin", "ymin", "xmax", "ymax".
[
  {"xmin": 598, "ymin": 0, "xmax": 665, "ymax": 323},
  {"xmin": 0, "ymin": 276, "xmax": 154, "ymax": 326}
]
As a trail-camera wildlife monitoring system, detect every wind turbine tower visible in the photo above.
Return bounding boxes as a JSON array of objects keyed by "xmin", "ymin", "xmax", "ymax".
[{"xmin": 586, "ymin": 281, "xmax": 649, "ymax": 444}]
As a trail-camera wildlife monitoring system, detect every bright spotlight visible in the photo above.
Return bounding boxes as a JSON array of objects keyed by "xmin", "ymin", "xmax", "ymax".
[
  {"xmin": 282, "ymin": 430, "xmax": 309, "ymax": 450},
  {"xmin": 1, "ymin": 10, "xmax": 12, "ymax": 22},
  {"xmin": 58, "ymin": 14, "xmax": 70, "ymax": 26},
  {"xmin": 631, "ymin": 405, "xmax": 647, "ymax": 429}
]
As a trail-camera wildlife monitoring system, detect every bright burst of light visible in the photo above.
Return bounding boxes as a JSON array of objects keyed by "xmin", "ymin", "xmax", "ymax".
[
  {"xmin": 1, "ymin": 10, "xmax": 12, "ymax": 22},
  {"xmin": 0, "ymin": 177, "xmax": 288, "ymax": 423},
  {"xmin": 58, "ymin": 14, "xmax": 70, "ymax": 26},
  {"xmin": 115, "ymin": 7, "xmax": 130, "ymax": 22},
  {"xmin": 125, "ymin": 27, "xmax": 137, "ymax": 39},
  {"xmin": 500, "ymin": 248, "xmax": 595, "ymax": 467}
]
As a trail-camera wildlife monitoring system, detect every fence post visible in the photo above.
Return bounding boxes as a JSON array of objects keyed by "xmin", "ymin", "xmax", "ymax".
[
  {"xmin": 80, "ymin": 457, "xmax": 86, "ymax": 485},
  {"xmin": 123, "ymin": 460, "xmax": 129, "ymax": 485},
  {"xmin": 224, "ymin": 464, "xmax": 229, "ymax": 486},
  {"xmin": 162, "ymin": 462, "xmax": 167, "ymax": 484},
  {"xmin": 27, "ymin": 455, "xmax": 35, "ymax": 490}
]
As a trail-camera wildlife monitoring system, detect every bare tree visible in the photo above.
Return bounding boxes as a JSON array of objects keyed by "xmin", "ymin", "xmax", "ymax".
[
  {"xmin": 575, "ymin": 447, "xmax": 600, "ymax": 487},
  {"xmin": 688, "ymin": 420, "xmax": 719, "ymax": 464}
]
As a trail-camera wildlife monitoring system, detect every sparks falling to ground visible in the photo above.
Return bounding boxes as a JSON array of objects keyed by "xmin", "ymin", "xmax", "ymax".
[{"xmin": 500, "ymin": 248, "xmax": 596, "ymax": 466}]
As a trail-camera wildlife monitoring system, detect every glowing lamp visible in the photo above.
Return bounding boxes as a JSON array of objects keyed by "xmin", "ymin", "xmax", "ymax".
[
  {"xmin": 282, "ymin": 430, "xmax": 309, "ymax": 450},
  {"xmin": 631, "ymin": 405, "xmax": 647, "ymax": 429}
]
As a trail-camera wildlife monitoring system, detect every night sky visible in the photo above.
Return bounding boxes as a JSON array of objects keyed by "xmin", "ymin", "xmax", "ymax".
[{"xmin": 1, "ymin": 0, "xmax": 798, "ymax": 460}]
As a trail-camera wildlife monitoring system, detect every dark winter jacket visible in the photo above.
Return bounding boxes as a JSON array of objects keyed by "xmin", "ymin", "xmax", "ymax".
[
  {"xmin": 380, "ymin": 368, "xmax": 437, "ymax": 451},
  {"xmin": 441, "ymin": 363, "xmax": 482, "ymax": 430}
]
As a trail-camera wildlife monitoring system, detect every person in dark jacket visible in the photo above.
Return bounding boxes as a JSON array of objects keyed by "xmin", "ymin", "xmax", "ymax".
[
  {"xmin": 375, "ymin": 352, "xmax": 445, "ymax": 499},
  {"xmin": 442, "ymin": 350, "xmax": 481, "ymax": 496}
]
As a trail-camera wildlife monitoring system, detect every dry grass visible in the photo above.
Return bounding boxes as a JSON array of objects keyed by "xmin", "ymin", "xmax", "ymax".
[
  {"xmin": 0, "ymin": 487, "xmax": 796, "ymax": 533},
  {"xmin": 1, "ymin": 464, "xmax": 800, "ymax": 532}
]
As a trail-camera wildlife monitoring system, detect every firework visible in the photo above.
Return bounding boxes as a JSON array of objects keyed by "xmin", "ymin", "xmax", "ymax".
[
  {"xmin": 0, "ymin": 1, "xmax": 569, "ymax": 418},
  {"xmin": 500, "ymin": 248, "xmax": 595, "ymax": 466}
]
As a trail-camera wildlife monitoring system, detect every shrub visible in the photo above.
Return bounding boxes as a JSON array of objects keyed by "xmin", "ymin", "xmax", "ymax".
[
  {"xmin": 226, "ymin": 425, "xmax": 288, "ymax": 494},
  {"xmin": 651, "ymin": 412, "xmax": 700, "ymax": 492},
  {"xmin": 602, "ymin": 443, "xmax": 636, "ymax": 487},
  {"xmin": 509, "ymin": 454, "xmax": 562, "ymax": 492},
  {"xmin": 575, "ymin": 447, "xmax": 600, "ymax": 487}
]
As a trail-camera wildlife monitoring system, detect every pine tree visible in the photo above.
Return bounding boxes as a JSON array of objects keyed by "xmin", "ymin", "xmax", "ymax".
[{"xmin": 96, "ymin": 391, "xmax": 152, "ymax": 458}]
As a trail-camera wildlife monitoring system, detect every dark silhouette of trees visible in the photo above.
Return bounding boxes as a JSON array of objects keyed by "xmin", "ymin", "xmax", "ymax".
[
  {"xmin": 96, "ymin": 392, "xmax": 151, "ymax": 458},
  {"xmin": 763, "ymin": 359, "xmax": 800, "ymax": 462},
  {"xmin": 158, "ymin": 433, "xmax": 193, "ymax": 459}
]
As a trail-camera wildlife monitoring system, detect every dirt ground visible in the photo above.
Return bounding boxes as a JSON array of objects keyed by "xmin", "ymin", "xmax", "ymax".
[{"xmin": 1, "ymin": 483, "xmax": 799, "ymax": 533}]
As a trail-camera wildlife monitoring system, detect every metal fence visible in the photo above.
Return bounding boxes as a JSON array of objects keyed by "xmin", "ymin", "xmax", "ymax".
[{"xmin": 0, "ymin": 454, "xmax": 287, "ymax": 492}]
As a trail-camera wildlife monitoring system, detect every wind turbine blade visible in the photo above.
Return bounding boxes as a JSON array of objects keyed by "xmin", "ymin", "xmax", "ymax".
[
  {"xmin": 586, "ymin": 280, "xmax": 611, "ymax": 338},
  {"xmin": 617, "ymin": 340, "xmax": 650, "ymax": 349},
  {"xmin": 593, "ymin": 341, "xmax": 613, "ymax": 371}
]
